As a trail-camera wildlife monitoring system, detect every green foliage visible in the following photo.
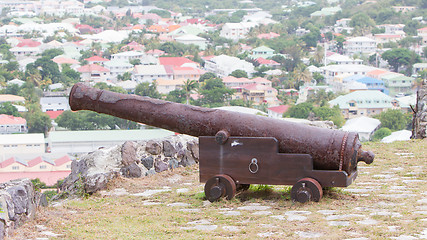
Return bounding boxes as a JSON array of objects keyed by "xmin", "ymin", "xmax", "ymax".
[
  {"xmin": 285, "ymin": 102, "xmax": 345, "ymax": 127},
  {"xmin": 229, "ymin": 99, "xmax": 253, "ymax": 108},
  {"xmin": 199, "ymin": 72, "xmax": 216, "ymax": 82},
  {"xmin": 196, "ymin": 78, "xmax": 234, "ymax": 107},
  {"xmin": 285, "ymin": 102, "xmax": 314, "ymax": 119},
  {"xmin": 94, "ymin": 82, "xmax": 127, "ymax": 94},
  {"xmin": 135, "ymin": 82, "xmax": 161, "ymax": 99},
  {"xmin": 372, "ymin": 127, "xmax": 392, "ymax": 141},
  {"xmin": 31, "ymin": 178, "xmax": 47, "ymax": 191},
  {"xmin": 43, "ymin": 190, "xmax": 58, "ymax": 201},
  {"xmin": 56, "ymin": 110, "xmax": 139, "ymax": 131},
  {"xmin": 403, "ymin": 20, "xmax": 420, "ymax": 36},
  {"xmin": 381, "ymin": 48, "xmax": 421, "ymax": 73},
  {"xmin": 166, "ymin": 89, "xmax": 186, "ymax": 103},
  {"xmin": 41, "ymin": 48, "xmax": 64, "ymax": 59},
  {"xmin": 229, "ymin": 69, "xmax": 248, "ymax": 78},
  {"xmin": 24, "ymin": 109, "xmax": 52, "ymax": 135},
  {"xmin": 148, "ymin": 9, "xmax": 171, "ymax": 18},
  {"xmin": 0, "ymin": 102, "xmax": 20, "ymax": 117},
  {"xmin": 376, "ymin": 109, "xmax": 407, "ymax": 131}
]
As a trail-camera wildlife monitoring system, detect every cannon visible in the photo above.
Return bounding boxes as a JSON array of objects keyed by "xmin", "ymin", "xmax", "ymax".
[{"xmin": 69, "ymin": 83, "xmax": 374, "ymax": 203}]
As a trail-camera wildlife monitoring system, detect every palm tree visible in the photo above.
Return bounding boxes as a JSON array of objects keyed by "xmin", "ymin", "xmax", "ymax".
[{"xmin": 184, "ymin": 79, "xmax": 198, "ymax": 105}]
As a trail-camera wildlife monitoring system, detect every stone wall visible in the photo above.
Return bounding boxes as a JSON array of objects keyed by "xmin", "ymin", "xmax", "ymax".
[
  {"xmin": 60, "ymin": 135, "xmax": 199, "ymax": 196},
  {"xmin": 412, "ymin": 80, "xmax": 427, "ymax": 139},
  {"xmin": 0, "ymin": 179, "xmax": 40, "ymax": 240}
]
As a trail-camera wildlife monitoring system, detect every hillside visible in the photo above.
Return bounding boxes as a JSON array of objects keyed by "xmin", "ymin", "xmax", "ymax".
[{"xmin": 7, "ymin": 140, "xmax": 427, "ymax": 239}]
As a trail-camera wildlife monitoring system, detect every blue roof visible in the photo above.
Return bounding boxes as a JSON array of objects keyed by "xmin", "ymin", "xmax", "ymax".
[{"xmin": 356, "ymin": 77, "xmax": 384, "ymax": 84}]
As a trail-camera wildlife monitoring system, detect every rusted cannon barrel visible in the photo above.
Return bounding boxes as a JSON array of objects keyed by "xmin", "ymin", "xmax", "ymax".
[{"xmin": 69, "ymin": 83, "xmax": 374, "ymax": 174}]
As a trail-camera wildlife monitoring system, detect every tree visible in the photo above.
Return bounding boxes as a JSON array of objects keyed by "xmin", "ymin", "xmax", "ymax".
[
  {"xmin": 56, "ymin": 110, "xmax": 138, "ymax": 130},
  {"xmin": 135, "ymin": 82, "xmax": 161, "ymax": 99},
  {"xmin": 24, "ymin": 108, "xmax": 52, "ymax": 136},
  {"xmin": 229, "ymin": 69, "xmax": 248, "ymax": 78},
  {"xmin": 372, "ymin": 127, "xmax": 392, "ymax": 141},
  {"xmin": 0, "ymin": 102, "xmax": 20, "ymax": 117},
  {"xmin": 183, "ymin": 79, "xmax": 198, "ymax": 105},
  {"xmin": 376, "ymin": 109, "xmax": 407, "ymax": 131},
  {"xmin": 199, "ymin": 72, "xmax": 216, "ymax": 82},
  {"xmin": 350, "ymin": 13, "xmax": 375, "ymax": 35},
  {"xmin": 166, "ymin": 89, "xmax": 186, "ymax": 103},
  {"xmin": 197, "ymin": 78, "xmax": 234, "ymax": 107},
  {"xmin": 382, "ymin": 48, "xmax": 421, "ymax": 73},
  {"xmin": 41, "ymin": 48, "xmax": 64, "ymax": 59},
  {"xmin": 285, "ymin": 102, "xmax": 314, "ymax": 119}
]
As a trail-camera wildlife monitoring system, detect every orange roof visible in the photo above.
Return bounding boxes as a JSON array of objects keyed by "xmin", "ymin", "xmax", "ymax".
[
  {"xmin": 159, "ymin": 57, "xmax": 198, "ymax": 67},
  {"xmin": 52, "ymin": 57, "xmax": 79, "ymax": 65},
  {"xmin": 0, "ymin": 114, "xmax": 26, "ymax": 125},
  {"xmin": 148, "ymin": 25, "xmax": 167, "ymax": 33},
  {"xmin": 268, "ymin": 105, "xmax": 290, "ymax": 114},
  {"xmin": 367, "ymin": 69, "xmax": 388, "ymax": 77},
  {"xmin": 77, "ymin": 64, "xmax": 110, "ymax": 73},
  {"xmin": 222, "ymin": 76, "xmax": 253, "ymax": 83},
  {"xmin": 85, "ymin": 56, "xmax": 109, "ymax": 62},
  {"xmin": 168, "ymin": 25, "xmax": 181, "ymax": 32},
  {"xmin": 45, "ymin": 111, "xmax": 64, "ymax": 119}
]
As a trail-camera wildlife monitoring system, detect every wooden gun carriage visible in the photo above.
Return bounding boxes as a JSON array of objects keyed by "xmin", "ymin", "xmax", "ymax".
[{"xmin": 69, "ymin": 83, "xmax": 374, "ymax": 203}]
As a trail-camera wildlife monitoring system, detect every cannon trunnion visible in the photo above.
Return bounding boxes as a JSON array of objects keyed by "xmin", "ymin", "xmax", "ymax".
[{"xmin": 199, "ymin": 136, "xmax": 357, "ymax": 203}]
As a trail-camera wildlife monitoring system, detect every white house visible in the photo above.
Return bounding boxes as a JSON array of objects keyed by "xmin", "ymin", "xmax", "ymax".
[
  {"xmin": 341, "ymin": 116, "xmax": 381, "ymax": 141},
  {"xmin": 132, "ymin": 65, "xmax": 171, "ymax": 83},
  {"xmin": 9, "ymin": 47, "xmax": 41, "ymax": 60},
  {"xmin": 219, "ymin": 22, "xmax": 258, "ymax": 41},
  {"xmin": 0, "ymin": 114, "xmax": 27, "ymax": 134},
  {"xmin": 103, "ymin": 60, "xmax": 134, "ymax": 81},
  {"xmin": 320, "ymin": 64, "xmax": 378, "ymax": 82},
  {"xmin": 0, "ymin": 133, "xmax": 45, "ymax": 161},
  {"xmin": 175, "ymin": 34, "xmax": 208, "ymax": 50},
  {"xmin": 111, "ymin": 51, "xmax": 145, "ymax": 63},
  {"xmin": 204, "ymin": 55, "xmax": 255, "ymax": 78},
  {"xmin": 344, "ymin": 37, "xmax": 377, "ymax": 55},
  {"xmin": 40, "ymin": 97, "xmax": 70, "ymax": 112},
  {"xmin": 326, "ymin": 53, "xmax": 363, "ymax": 65}
]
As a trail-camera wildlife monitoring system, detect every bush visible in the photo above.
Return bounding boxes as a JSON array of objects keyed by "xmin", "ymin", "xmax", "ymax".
[
  {"xmin": 372, "ymin": 127, "xmax": 392, "ymax": 141},
  {"xmin": 376, "ymin": 109, "xmax": 407, "ymax": 131}
]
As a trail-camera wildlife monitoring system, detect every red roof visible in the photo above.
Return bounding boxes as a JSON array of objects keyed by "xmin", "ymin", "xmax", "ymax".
[
  {"xmin": 146, "ymin": 49, "xmax": 165, "ymax": 55},
  {"xmin": 0, "ymin": 171, "xmax": 71, "ymax": 186},
  {"xmin": 27, "ymin": 156, "xmax": 44, "ymax": 168},
  {"xmin": 268, "ymin": 105, "xmax": 290, "ymax": 114},
  {"xmin": 0, "ymin": 157, "xmax": 15, "ymax": 168},
  {"xmin": 159, "ymin": 57, "xmax": 198, "ymax": 67},
  {"xmin": 54, "ymin": 155, "xmax": 72, "ymax": 166},
  {"xmin": 17, "ymin": 39, "xmax": 41, "ymax": 48},
  {"xmin": 85, "ymin": 56, "xmax": 109, "ymax": 62},
  {"xmin": 45, "ymin": 110, "xmax": 64, "ymax": 119},
  {"xmin": 0, "ymin": 114, "xmax": 26, "ymax": 125},
  {"xmin": 256, "ymin": 57, "xmax": 279, "ymax": 66},
  {"xmin": 52, "ymin": 57, "xmax": 79, "ymax": 65},
  {"xmin": 77, "ymin": 64, "xmax": 110, "ymax": 73}
]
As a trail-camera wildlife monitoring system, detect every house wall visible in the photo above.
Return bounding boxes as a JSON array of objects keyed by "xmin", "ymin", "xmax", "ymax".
[{"xmin": 0, "ymin": 143, "xmax": 45, "ymax": 160}]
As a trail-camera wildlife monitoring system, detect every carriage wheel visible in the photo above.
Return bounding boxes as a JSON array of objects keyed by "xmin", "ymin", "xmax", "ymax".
[
  {"xmin": 204, "ymin": 174, "xmax": 236, "ymax": 202},
  {"xmin": 236, "ymin": 184, "xmax": 250, "ymax": 192},
  {"xmin": 291, "ymin": 178, "xmax": 323, "ymax": 203}
]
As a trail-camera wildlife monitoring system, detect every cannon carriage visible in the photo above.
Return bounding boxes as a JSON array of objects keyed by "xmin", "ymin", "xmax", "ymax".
[{"xmin": 69, "ymin": 83, "xmax": 374, "ymax": 203}]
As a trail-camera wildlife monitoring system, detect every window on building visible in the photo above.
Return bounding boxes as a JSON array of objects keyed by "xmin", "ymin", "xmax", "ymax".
[
  {"xmin": 349, "ymin": 102, "xmax": 355, "ymax": 107},
  {"xmin": 40, "ymin": 165, "xmax": 47, "ymax": 169},
  {"xmin": 26, "ymin": 144, "xmax": 32, "ymax": 147},
  {"xmin": 11, "ymin": 145, "xmax": 17, "ymax": 147},
  {"xmin": 66, "ymin": 165, "xmax": 71, "ymax": 169}
]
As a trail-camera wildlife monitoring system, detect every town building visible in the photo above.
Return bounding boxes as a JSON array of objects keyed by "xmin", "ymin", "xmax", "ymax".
[
  {"xmin": 204, "ymin": 55, "xmax": 255, "ymax": 78},
  {"xmin": 344, "ymin": 37, "xmax": 377, "ymax": 55},
  {"xmin": 219, "ymin": 22, "xmax": 258, "ymax": 41},
  {"xmin": 0, "ymin": 114, "xmax": 27, "ymax": 134},
  {"xmin": 329, "ymin": 90, "xmax": 400, "ymax": 118}
]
